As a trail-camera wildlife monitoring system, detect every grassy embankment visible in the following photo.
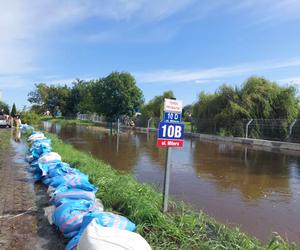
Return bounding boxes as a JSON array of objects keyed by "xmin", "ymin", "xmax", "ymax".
[{"xmin": 28, "ymin": 127, "xmax": 296, "ymax": 250}]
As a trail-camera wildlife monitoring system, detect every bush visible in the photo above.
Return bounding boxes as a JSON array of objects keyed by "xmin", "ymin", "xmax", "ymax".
[{"xmin": 21, "ymin": 111, "xmax": 41, "ymax": 125}]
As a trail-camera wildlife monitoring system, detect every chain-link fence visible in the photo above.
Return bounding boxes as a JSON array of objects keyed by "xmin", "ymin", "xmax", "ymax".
[
  {"xmin": 191, "ymin": 118, "xmax": 300, "ymax": 142},
  {"xmin": 77, "ymin": 113, "xmax": 300, "ymax": 143}
]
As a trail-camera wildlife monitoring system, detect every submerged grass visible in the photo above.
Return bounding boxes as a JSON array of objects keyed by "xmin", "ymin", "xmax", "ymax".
[{"xmin": 28, "ymin": 130, "xmax": 297, "ymax": 249}]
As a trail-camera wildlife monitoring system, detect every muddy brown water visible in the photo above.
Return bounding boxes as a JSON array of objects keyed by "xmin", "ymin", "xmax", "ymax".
[{"xmin": 43, "ymin": 122, "xmax": 300, "ymax": 245}]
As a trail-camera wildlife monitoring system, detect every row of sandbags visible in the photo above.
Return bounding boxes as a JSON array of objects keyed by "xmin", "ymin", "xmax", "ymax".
[{"xmin": 24, "ymin": 129, "xmax": 151, "ymax": 250}]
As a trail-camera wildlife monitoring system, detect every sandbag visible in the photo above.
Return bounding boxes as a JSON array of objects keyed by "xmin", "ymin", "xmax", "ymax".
[
  {"xmin": 80, "ymin": 211, "xmax": 136, "ymax": 232},
  {"xmin": 65, "ymin": 234, "xmax": 81, "ymax": 250},
  {"xmin": 51, "ymin": 188, "xmax": 95, "ymax": 206},
  {"xmin": 49, "ymin": 173, "xmax": 91, "ymax": 189},
  {"xmin": 38, "ymin": 152, "xmax": 62, "ymax": 164},
  {"xmin": 77, "ymin": 219, "xmax": 151, "ymax": 250},
  {"xmin": 47, "ymin": 162, "xmax": 73, "ymax": 177},
  {"xmin": 31, "ymin": 138, "xmax": 52, "ymax": 146},
  {"xmin": 52, "ymin": 200, "xmax": 97, "ymax": 238},
  {"xmin": 31, "ymin": 144, "xmax": 52, "ymax": 159},
  {"xmin": 28, "ymin": 133, "xmax": 46, "ymax": 142}
]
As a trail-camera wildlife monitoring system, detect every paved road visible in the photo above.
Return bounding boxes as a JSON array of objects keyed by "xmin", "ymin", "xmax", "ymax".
[{"xmin": 0, "ymin": 129, "xmax": 65, "ymax": 250}]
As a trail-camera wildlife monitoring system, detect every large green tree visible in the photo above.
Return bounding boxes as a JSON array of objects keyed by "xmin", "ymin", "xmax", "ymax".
[
  {"xmin": 192, "ymin": 77, "xmax": 299, "ymax": 138},
  {"xmin": 141, "ymin": 90, "xmax": 175, "ymax": 118},
  {"xmin": 92, "ymin": 72, "xmax": 144, "ymax": 121},
  {"xmin": 66, "ymin": 79, "xmax": 95, "ymax": 115},
  {"xmin": 28, "ymin": 83, "xmax": 71, "ymax": 116}
]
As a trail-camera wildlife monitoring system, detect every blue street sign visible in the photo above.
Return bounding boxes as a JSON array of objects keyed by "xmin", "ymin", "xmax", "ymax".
[
  {"xmin": 157, "ymin": 122, "xmax": 184, "ymax": 147},
  {"xmin": 163, "ymin": 111, "xmax": 181, "ymax": 123}
]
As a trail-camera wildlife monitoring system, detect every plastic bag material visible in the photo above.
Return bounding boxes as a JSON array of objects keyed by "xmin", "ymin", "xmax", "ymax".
[
  {"xmin": 51, "ymin": 188, "xmax": 96, "ymax": 206},
  {"xmin": 20, "ymin": 124, "xmax": 34, "ymax": 131},
  {"xmin": 38, "ymin": 161, "xmax": 62, "ymax": 177},
  {"xmin": 57, "ymin": 177, "xmax": 97, "ymax": 192},
  {"xmin": 77, "ymin": 219, "xmax": 151, "ymax": 250},
  {"xmin": 80, "ymin": 211, "xmax": 136, "ymax": 232},
  {"xmin": 31, "ymin": 144, "xmax": 52, "ymax": 159},
  {"xmin": 31, "ymin": 138, "xmax": 52, "ymax": 146},
  {"xmin": 52, "ymin": 200, "xmax": 96, "ymax": 238},
  {"xmin": 31, "ymin": 131, "xmax": 44, "ymax": 135},
  {"xmin": 48, "ymin": 172, "xmax": 90, "ymax": 189},
  {"xmin": 38, "ymin": 152, "xmax": 62, "ymax": 164},
  {"xmin": 66, "ymin": 234, "xmax": 81, "ymax": 250},
  {"xmin": 28, "ymin": 133, "xmax": 46, "ymax": 142},
  {"xmin": 94, "ymin": 198, "xmax": 104, "ymax": 212},
  {"xmin": 47, "ymin": 162, "xmax": 71, "ymax": 177}
]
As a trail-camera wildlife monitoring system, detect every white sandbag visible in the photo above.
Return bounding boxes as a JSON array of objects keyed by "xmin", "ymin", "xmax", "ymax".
[
  {"xmin": 38, "ymin": 152, "xmax": 62, "ymax": 164},
  {"xmin": 28, "ymin": 133, "xmax": 46, "ymax": 142},
  {"xmin": 77, "ymin": 219, "xmax": 152, "ymax": 250},
  {"xmin": 44, "ymin": 205, "xmax": 56, "ymax": 225},
  {"xmin": 94, "ymin": 198, "xmax": 104, "ymax": 212}
]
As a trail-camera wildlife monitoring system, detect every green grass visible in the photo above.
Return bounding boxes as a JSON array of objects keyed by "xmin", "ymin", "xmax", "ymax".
[
  {"xmin": 26, "ymin": 131, "xmax": 297, "ymax": 250},
  {"xmin": 41, "ymin": 117, "xmax": 102, "ymax": 127},
  {"xmin": 184, "ymin": 122, "xmax": 192, "ymax": 133}
]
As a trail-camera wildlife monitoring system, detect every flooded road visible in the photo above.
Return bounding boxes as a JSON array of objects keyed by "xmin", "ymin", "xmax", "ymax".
[{"xmin": 43, "ymin": 122, "xmax": 300, "ymax": 245}]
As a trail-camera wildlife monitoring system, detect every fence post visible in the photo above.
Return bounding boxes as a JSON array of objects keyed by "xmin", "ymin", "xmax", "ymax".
[
  {"xmin": 117, "ymin": 118, "xmax": 120, "ymax": 134},
  {"xmin": 289, "ymin": 119, "xmax": 297, "ymax": 141},
  {"xmin": 245, "ymin": 119, "xmax": 253, "ymax": 139},
  {"xmin": 147, "ymin": 118, "xmax": 152, "ymax": 133}
]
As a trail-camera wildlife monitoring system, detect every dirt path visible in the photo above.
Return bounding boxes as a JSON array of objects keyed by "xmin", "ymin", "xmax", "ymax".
[{"xmin": 0, "ymin": 129, "xmax": 65, "ymax": 250}]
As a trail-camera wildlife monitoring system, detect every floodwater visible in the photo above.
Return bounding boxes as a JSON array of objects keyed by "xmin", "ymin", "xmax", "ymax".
[{"xmin": 43, "ymin": 122, "xmax": 300, "ymax": 245}]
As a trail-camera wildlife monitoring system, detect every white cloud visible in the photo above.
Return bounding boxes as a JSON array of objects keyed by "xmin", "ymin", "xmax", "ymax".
[
  {"xmin": 278, "ymin": 77, "xmax": 300, "ymax": 86},
  {"xmin": 135, "ymin": 58, "xmax": 300, "ymax": 84}
]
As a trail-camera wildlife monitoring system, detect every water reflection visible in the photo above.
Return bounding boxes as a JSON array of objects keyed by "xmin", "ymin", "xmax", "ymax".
[
  {"xmin": 43, "ymin": 122, "xmax": 300, "ymax": 245},
  {"xmin": 192, "ymin": 142, "xmax": 291, "ymax": 201}
]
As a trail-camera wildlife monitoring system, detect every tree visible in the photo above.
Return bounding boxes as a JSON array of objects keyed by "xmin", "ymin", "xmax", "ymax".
[
  {"xmin": 92, "ymin": 72, "xmax": 144, "ymax": 121},
  {"xmin": 142, "ymin": 91, "xmax": 175, "ymax": 118},
  {"xmin": 66, "ymin": 79, "xmax": 95, "ymax": 115},
  {"xmin": 10, "ymin": 103, "xmax": 17, "ymax": 117},
  {"xmin": 27, "ymin": 83, "xmax": 49, "ymax": 113},
  {"xmin": 182, "ymin": 105, "xmax": 193, "ymax": 122},
  {"xmin": 192, "ymin": 77, "xmax": 300, "ymax": 138},
  {"xmin": 0, "ymin": 101, "xmax": 9, "ymax": 114},
  {"xmin": 28, "ymin": 83, "xmax": 71, "ymax": 116}
]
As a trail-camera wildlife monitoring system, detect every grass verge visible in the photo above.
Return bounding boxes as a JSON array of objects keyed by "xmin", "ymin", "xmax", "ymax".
[{"xmin": 25, "ymin": 130, "xmax": 296, "ymax": 250}]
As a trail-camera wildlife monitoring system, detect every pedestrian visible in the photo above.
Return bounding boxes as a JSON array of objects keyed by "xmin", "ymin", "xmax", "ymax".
[{"xmin": 15, "ymin": 115, "xmax": 22, "ymax": 127}]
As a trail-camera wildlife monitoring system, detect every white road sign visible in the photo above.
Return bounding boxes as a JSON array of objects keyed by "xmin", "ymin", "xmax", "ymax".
[{"xmin": 164, "ymin": 99, "xmax": 183, "ymax": 113}]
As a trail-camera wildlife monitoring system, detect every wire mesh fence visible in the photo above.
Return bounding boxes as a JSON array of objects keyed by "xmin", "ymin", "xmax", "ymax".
[
  {"xmin": 191, "ymin": 118, "xmax": 300, "ymax": 142},
  {"xmin": 77, "ymin": 113, "xmax": 300, "ymax": 143}
]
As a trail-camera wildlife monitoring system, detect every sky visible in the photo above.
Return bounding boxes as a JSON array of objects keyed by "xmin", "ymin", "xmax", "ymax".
[{"xmin": 1, "ymin": 0, "xmax": 300, "ymax": 109}]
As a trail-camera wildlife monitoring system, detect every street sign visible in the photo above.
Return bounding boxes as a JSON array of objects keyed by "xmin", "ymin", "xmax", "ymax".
[
  {"xmin": 164, "ymin": 98, "xmax": 183, "ymax": 113},
  {"xmin": 157, "ymin": 122, "xmax": 184, "ymax": 147},
  {"xmin": 159, "ymin": 98, "xmax": 185, "ymax": 212},
  {"xmin": 163, "ymin": 111, "xmax": 181, "ymax": 123}
]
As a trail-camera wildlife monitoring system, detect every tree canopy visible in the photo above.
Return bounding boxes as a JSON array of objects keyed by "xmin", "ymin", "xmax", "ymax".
[
  {"xmin": 27, "ymin": 72, "xmax": 144, "ymax": 119},
  {"xmin": 92, "ymin": 72, "xmax": 144, "ymax": 121},
  {"xmin": 0, "ymin": 101, "xmax": 9, "ymax": 114},
  {"xmin": 192, "ymin": 76, "xmax": 299, "ymax": 138},
  {"xmin": 10, "ymin": 103, "xmax": 17, "ymax": 117}
]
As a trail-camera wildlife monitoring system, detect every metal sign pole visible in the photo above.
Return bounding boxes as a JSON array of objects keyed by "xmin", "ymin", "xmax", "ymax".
[{"xmin": 163, "ymin": 147, "xmax": 172, "ymax": 212}]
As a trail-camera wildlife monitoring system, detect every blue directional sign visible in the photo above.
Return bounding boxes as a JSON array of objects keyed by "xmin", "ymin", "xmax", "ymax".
[
  {"xmin": 163, "ymin": 111, "xmax": 181, "ymax": 123},
  {"xmin": 157, "ymin": 122, "xmax": 184, "ymax": 147}
]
